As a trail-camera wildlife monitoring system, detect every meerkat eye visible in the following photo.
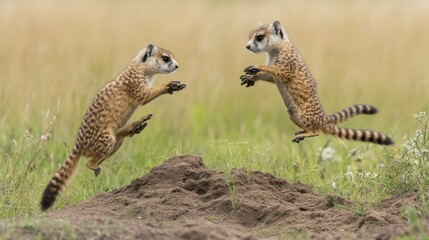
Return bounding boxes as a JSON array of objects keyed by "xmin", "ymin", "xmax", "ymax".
[
  {"xmin": 256, "ymin": 35, "xmax": 264, "ymax": 42},
  {"xmin": 162, "ymin": 56, "xmax": 170, "ymax": 63}
]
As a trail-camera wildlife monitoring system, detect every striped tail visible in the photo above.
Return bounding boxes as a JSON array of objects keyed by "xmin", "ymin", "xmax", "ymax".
[
  {"xmin": 323, "ymin": 125, "xmax": 394, "ymax": 146},
  {"xmin": 329, "ymin": 104, "xmax": 377, "ymax": 125},
  {"xmin": 40, "ymin": 149, "xmax": 80, "ymax": 211}
]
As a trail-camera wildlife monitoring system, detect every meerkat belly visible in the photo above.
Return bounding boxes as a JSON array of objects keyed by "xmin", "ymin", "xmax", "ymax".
[
  {"xmin": 107, "ymin": 101, "xmax": 137, "ymax": 131},
  {"xmin": 275, "ymin": 81, "xmax": 303, "ymax": 127},
  {"xmin": 117, "ymin": 105, "xmax": 138, "ymax": 129},
  {"xmin": 275, "ymin": 82, "xmax": 299, "ymax": 114},
  {"xmin": 93, "ymin": 98, "xmax": 136, "ymax": 132}
]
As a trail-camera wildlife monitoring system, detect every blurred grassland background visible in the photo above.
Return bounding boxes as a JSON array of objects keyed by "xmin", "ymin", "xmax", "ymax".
[{"xmin": 1, "ymin": 0, "xmax": 429, "ymax": 217}]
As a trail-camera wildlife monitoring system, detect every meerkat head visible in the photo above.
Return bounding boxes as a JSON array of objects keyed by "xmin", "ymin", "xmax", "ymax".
[
  {"xmin": 246, "ymin": 21, "xmax": 288, "ymax": 53},
  {"xmin": 133, "ymin": 44, "xmax": 179, "ymax": 74}
]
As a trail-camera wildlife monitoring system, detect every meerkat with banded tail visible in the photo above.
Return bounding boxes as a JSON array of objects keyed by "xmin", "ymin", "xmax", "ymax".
[
  {"xmin": 40, "ymin": 44, "xmax": 186, "ymax": 211},
  {"xmin": 240, "ymin": 21, "xmax": 394, "ymax": 145}
]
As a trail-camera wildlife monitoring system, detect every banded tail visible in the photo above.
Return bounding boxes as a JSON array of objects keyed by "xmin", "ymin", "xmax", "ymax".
[
  {"xmin": 40, "ymin": 149, "xmax": 80, "ymax": 211},
  {"xmin": 330, "ymin": 104, "xmax": 377, "ymax": 125},
  {"xmin": 323, "ymin": 125, "xmax": 394, "ymax": 146}
]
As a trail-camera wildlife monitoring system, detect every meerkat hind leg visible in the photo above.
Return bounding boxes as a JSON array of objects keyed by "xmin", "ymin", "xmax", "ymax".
[
  {"xmin": 86, "ymin": 159, "xmax": 104, "ymax": 177},
  {"xmin": 87, "ymin": 143, "xmax": 121, "ymax": 177},
  {"xmin": 292, "ymin": 131, "xmax": 319, "ymax": 143},
  {"xmin": 86, "ymin": 132, "xmax": 120, "ymax": 177},
  {"xmin": 295, "ymin": 129, "xmax": 307, "ymax": 136},
  {"xmin": 88, "ymin": 114, "xmax": 152, "ymax": 177}
]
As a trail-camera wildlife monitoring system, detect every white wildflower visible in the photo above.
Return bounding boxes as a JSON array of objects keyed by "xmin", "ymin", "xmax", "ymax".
[
  {"xmin": 24, "ymin": 130, "xmax": 33, "ymax": 139},
  {"xmin": 321, "ymin": 147, "xmax": 336, "ymax": 161},
  {"xmin": 40, "ymin": 133, "xmax": 51, "ymax": 142},
  {"xmin": 346, "ymin": 171, "xmax": 353, "ymax": 180},
  {"xmin": 365, "ymin": 171, "xmax": 371, "ymax": 178},
  {"xmin": 413, "ymin": 111, "xmax": 427, "ymax": 122},
  {"xmin": 331, "ymin": 181, "xmax": 337, "ymax": 191},
  {"xmin": 415, "ymin": 129, "xmax": 422, "ymax": 137}
]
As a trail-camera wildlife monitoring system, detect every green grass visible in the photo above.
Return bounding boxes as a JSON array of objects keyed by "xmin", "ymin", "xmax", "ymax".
[
  {"xmin": 1, "ymin": 0, "xmax": 429, "ymax": 222},
  {"xmin": 385, "ymin": 112, "xmax": 429, "ymax": 215},
  {"xmin": 396, "ymin": 207, "xmax": 429, "ymax": 240}
]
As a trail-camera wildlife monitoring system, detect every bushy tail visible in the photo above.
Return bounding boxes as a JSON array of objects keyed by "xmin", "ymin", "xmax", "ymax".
[
  {"xmin": 329, "ymin": 104, "xmax": 377, "ymax": 125},
  {"xmin": 323, "ymin": 125, "xmax": 394, "ymax": 146},
  {"xmin": 40, "ymin": 149, "xmax": 80, "ymax": 211}
]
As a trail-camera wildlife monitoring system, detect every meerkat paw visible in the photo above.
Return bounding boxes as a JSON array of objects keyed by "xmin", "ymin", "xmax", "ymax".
[
  {"xmin": 292, "ymin": 132, "xmax": 319, "ymax": 143},
  {"xmin": 134, "ymin": 114, "xmax": 152, "ymax": 134},
  {"xmin": 134, "ymin": 122, "xmax": 148, "ymax": 135},
  {"xmin": 142, "ymin": 114, "xmax": 153, "ymax": 122},
  {"xmin": 240, "ymin": 75, "xmax": 255, "ymax": 87},
  {"xmin": 292, "ymin": 136, "xmax": 305, "ymax": 144},
  {"xmin": 93, "ymin": 167, "xmax": 101, "ymax": 177},
  {"xmin": 167, "ymin": 81, "xmax": 187, "ymax": 94},
  {"xmin": 244, "ymin": 65, "xmax": 260, "ymax": 75}
]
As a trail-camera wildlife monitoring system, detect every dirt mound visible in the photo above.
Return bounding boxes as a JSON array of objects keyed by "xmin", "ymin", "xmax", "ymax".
[
  {"xmin": 38, "ymin": 155, "xmax": 419, "ymax": 239},
  {"xmin": 1, "ymin": 217, "xmax": 253, "ymax": 240}
]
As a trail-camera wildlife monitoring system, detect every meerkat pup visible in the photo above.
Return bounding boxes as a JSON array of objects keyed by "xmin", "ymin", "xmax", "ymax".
[
  {"xmin": 241, "ymin": 21, "xmax": 393, "ymax": 145},
  {"xmin": 40, "ymin": 44, "xmax": 186, "ymax": 211}
]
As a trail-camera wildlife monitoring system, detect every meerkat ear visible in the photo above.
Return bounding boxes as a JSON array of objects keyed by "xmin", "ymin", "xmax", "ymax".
[
  {"xmin": 143, "ymin": 44, "xmax": 158, "ymax": 62},
  {"xmin": 270, "ymin": 21, "xmax": 284, "ymax": 39}
]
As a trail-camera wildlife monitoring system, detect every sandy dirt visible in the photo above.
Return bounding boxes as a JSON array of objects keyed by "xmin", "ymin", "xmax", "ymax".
[{"xmin": 1, "ymin": 155, "xmax": 427, "ymax": 239}]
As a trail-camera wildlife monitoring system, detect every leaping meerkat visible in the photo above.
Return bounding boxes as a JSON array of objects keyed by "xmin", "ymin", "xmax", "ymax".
[
  {"xmin": 40, "ymin": 44, "xmax": 186, "ymax": 211},
  {"xmin": 240, "ymin": 21, "xmax": 394, "ymax": 145}
]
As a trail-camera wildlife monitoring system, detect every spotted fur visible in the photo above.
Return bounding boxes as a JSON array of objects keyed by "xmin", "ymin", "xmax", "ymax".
[
  {"xmin": 40, "ymin": 44, "xmax": 186, "ymax": 211},
  {"xmin": 241, "ymin": 21, "xmax": 393, "ymax": 145}
]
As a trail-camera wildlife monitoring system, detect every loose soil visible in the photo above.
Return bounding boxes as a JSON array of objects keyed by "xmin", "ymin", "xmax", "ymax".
[{"xmin": 1, "ymin": 155, "xmax": 427, "ymax": 239}]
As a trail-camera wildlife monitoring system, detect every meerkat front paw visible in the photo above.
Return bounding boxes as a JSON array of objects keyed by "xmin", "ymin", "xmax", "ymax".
[
  {"xmin": 131, "ymin": 114, "xmax": 153, "ymax": 135},
  {"xmin": 167, "ymin": 81, "xmax": 187, "ymax": 94},
  {"xmin": 240, "ymin": 75, "xmax": 255, "ymax": 87},
  {"xmin": 244, "ymin": 65, "xmax": 260, "ymax": 75},
  {"xmin": 142, "ymin": 114, "xmax": 153, "ymax": 122},
  {"xmin": 134, "ymin": 122, "xmax": 148, "ymax": 135}
]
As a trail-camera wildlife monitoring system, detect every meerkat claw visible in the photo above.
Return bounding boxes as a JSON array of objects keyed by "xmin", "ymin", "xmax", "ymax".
[
  {"xmin": 240, "ymin": 75, "xmax": 255, "ymax": 87},
  {"xmin": 244, "ymin": 65, "xmax": 260, "ymax": 75},
  {"xmin": 134, "ymin": 122, "xmax": 148, "ymax": 134},
  {"xmin": 292, "ymin": 136, "xmax": 304, "ymax": 144},
  {"xmin": 93, "ymin": 167, "xmax": 101, "ymax": 177},
  {"xmin": 143, "ymin": 114, "xmax": 153, "ymax": 122},
  {"xmin": 167, "ymin": 81, "xmax": 187, "ymax": 94}
]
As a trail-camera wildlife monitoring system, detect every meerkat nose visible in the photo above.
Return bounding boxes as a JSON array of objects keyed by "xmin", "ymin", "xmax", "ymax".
[
  {"xmin": 175, "ymin": 64, "xmax": 179, "ymax": 69},
  {"xmin": 246, "ymin": 45, "xmax": 251, "ymax": 49}
]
